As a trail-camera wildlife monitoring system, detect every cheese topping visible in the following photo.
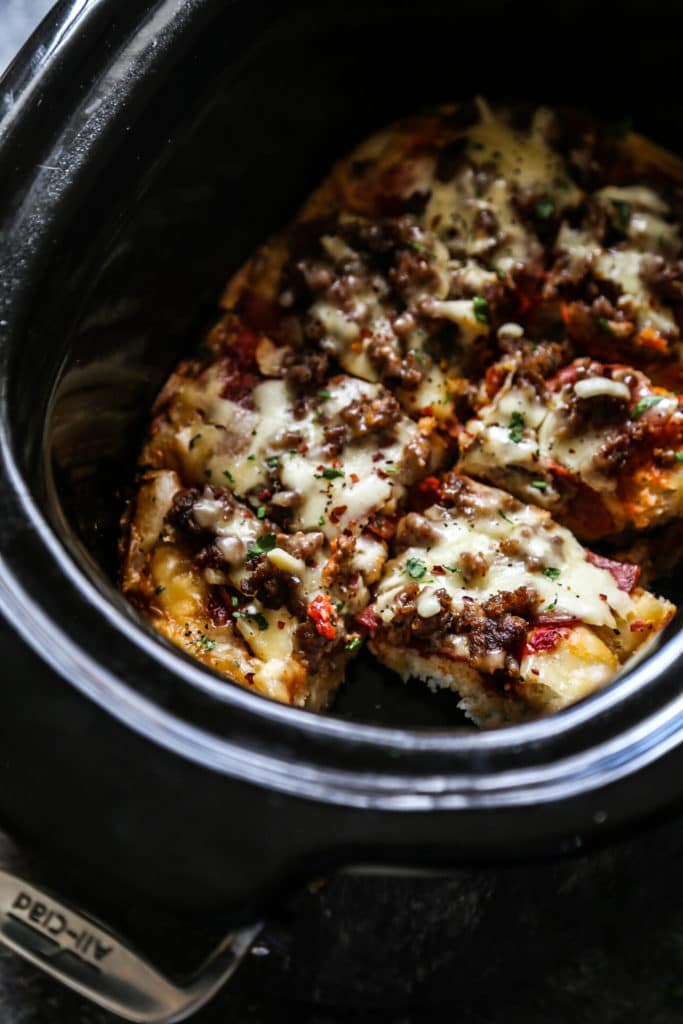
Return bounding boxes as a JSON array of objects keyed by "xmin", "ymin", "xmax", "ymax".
[
  {"xmin": 459, "ymin": 361, "xmax": 683, "ymax": 531},
  {"xmin": 374, "ymin": 488, "xmax": 631, "ymax": 631},
  {"xmin": 172, "ymin": 373, "xmax": 429, "ymax": 539}
]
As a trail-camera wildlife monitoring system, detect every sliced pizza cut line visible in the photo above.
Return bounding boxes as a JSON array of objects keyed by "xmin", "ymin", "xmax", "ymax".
[
  {"xmin": 366, "ymin": 474, "xmax": 674, "ymax": 727},
  {"xmin": 122, "ymin": 313, "xmax": 447, "ymax": 707}
]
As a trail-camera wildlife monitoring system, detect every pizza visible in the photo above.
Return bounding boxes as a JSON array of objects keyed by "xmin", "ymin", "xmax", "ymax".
[
  {"xmin": 365, "ymin": 473, "xmax": 674, "ymax": 727},
  {"xmin": 120, "ymin": 97, "xmax": 683, "ymax": 726},
  {"xmin": 121, "ymin": 313, "xmax": 444, "ymax": 708},
  {"xmin": 458, "ymin": 351, "xmax": 683, "ymax": 541}
]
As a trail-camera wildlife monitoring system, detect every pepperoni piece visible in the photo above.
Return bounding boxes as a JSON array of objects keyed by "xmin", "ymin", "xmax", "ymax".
[{"xmin": 586, "ymin": 551, "xmax": 640, "ymax": 593}]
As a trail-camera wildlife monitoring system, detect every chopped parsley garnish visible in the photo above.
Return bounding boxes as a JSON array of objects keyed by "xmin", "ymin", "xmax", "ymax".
[
  {"xmin": 203, "ymin": 468, "xmax": 212, "ymax": 479},
  {"xmin": 632, "ymin": 395, "xmax": 664, "ymax": 419},
  {"xmin": 508, "ymin": 410, "xmax": 525, "ymax": 443},
  {"xmin": 189, "ymin": 433, "xmax": 202, "ymax": 450},
  {"xmin": 473, "ymin": 296, "xmax": 489, "ymax": 324},
  {"xmin": 318, "ymin": 515, "xmax": 326, "ymax": 526},
  {"xmin": 318, "ymin": 388, "xmax": 332, "ymax": 400},
  {"xmin": 266, "ymin": 456, "xmax": 279, "ymax": 469},
  {"xmin": 545, "ymin": 596, "xmax": 558, "ymax": 612},
  {"xmin": 315, "ymin": 467, "xmax": 345, "ymax": 480},
  {"xmin": 256, "ymin": 505, "xmax": 266, "ymax": 519},
  {"xmin": 543, "ymin": 567, "xmax": 561, "ymax": 580},
  {"xmin": 247, "ymin": 453, "xmax": 256, "ymax": 461},
  {"xmin": 535, "ymin": 196, "xmax": 555, "ymax": 220},
  {"xmin": 384, "ymin": 466, "xmax": 399, "ymax": 475},
  {"xmin": 154, "ymin": 585, "xmax": 165, "ymax": 595},
  {"xmin": 345, "ymin": 636, "xmax": 364, "ymax": 651},
  {"xmin": 335, "ymin": 600, "xmax": 346, "ymax": 613},
  {"xmin": 199, "ymin": 634, "xmax": 216, "ymax": 652},
  {"xmin": 444, "ymin": 565, "xmax": 462, "ymax": 574},
  {"xmin": 498, "ymin": 509, "xmax": 515, "ymax": 525},
  {"xmin": 596, "ymin": 316, "xmax": 613, "ymax": 334},
  {"xmin": 675, "ymin": 452, "xmax": 683, "ymax": 464},
  {"xmin": 408, "ymin": 241, "xmax": 432, "ymax": 259},
  {"xmin": 405, "ymin": 557, "xmax": 427, "ymax": 580},
  {"xmin": 247, "ymin": 533, "xmax": 277, "ymax": 559},
  {"xmin": 231, "ymin": 596, "xmax": 239, "ymax": 607},
  {"xmin": 610, "ymin": 198, "xmax": 631, "ymax": 228},
  {"xmin": 470, "ymin": 140, "xmax": 485, "ymax": 151},
  {"xmin": 233, "ymin": 610, "xmax": 269, "ymax": 631},
  {"xmin": 223, "ymin": 469, "xmax": 234, "ymax": 483},
  {"xmin": 531, "ymin": 480, "xmax": 548, "ymax": 491}
]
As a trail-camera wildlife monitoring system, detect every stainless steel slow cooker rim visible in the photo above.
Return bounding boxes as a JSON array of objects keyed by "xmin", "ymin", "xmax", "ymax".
[{"xmin": 1, "ymin": 0, "xmax": 683, "ymax": 822}]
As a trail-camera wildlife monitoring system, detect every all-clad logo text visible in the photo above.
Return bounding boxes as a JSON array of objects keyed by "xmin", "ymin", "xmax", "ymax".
[{"xmin": 10, "ymin": 891, "xmax": 114, "ymax": 965}]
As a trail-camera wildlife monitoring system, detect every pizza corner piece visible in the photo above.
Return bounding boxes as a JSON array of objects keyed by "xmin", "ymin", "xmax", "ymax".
[
  {"xmin": 458, "ymin": 352, "xmax": 683, "ymax": 542},
  {"xmin": 365, "ymin": 473, "xmax": 675, "ymax": 727},
  {"xmin": 120, "ymin": 313, "xmax": 445, "ymax": 710}
]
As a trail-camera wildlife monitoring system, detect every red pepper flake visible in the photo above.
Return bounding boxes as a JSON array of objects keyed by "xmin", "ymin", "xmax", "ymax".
[
  {"xmin": 420, "ymin": 405, "xmax": 434, "ymax": 416},
  {"xmin": 258, "ymin": 488, "xmax": 272, "ymax": 501},
  {"xmin": 586, "ymin": 551, "xmax": 640, "ymax": 593},
  {"xmin": 599, "ymin": 593, "xmax": 607, "ymax": 601},
  {"xmin": 523, "ymin": 625, "xmax": 572, "ymax": 657},
  {"xmin": 531, "ymin": 668, "xmax": 540, "ymax": 676},
  {"xmin": 245, "ymin": 672, "xmax": 255, "ymax": 686},
  {"xmin": 432, "ymin": 564, "xmax": 446, "ymax": 575},
  {"xmin": 356, "ymin": 605, "xmax": 381, "ymax": 633},
  {"xmin": 418, "ymin": 475, "xmax": 442, "ymax": 497},
  {"xmin": 297, "ymin": 443, "xmax": 309, "ymax": 454},
  {"xmin": 368, "ymin": 516, "xmax": 395, "ymax": 540},
  {"xmin": 277, "ymin": 621, "xmax": 285, "ymax": 630},
  {"xmin": 630, "ymin": 619, "xmax": 648, "ymax": 633},
  {"xmin": 329, "ymin": 505, "xmax": 348, "ymax": 524},
  {"xmin": 307, "ymin": 594, "xmax": 337, "ymax": 640},
  {"xmin": 376, "ymin": 468, "xmax": 388, "ymax": 479},
  {"xmin": 350, "ymin": 473, "xmax": 360, "ymax": 484},
  {"xmin": 372, "ymin": 452, "xmax": 384, "ymax": 463}
]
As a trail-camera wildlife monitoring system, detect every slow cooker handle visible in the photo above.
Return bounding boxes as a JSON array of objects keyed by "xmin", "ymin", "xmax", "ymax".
[{"xmin": 0, "ymin": 868, "xmax": 261, "ymax": 1022}]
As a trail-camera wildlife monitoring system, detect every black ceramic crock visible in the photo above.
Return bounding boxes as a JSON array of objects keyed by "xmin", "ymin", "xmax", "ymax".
[{"xmin": 2, "ymin": 0, "xmax": 683, "ymax": 1019}]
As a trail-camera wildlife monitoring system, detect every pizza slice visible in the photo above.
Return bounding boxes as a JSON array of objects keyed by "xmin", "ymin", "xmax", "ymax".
[
  {"xmin": 121, "ymin": 313, "xmax": 444, "ymax": 707},
  {"xmin": 546, "ymin": 183, "xmax": 683, "ymax": 388},
  {"xmin": 366, "ymin": 473, "xmax": 675, "ymax": 727},
  {"xmin": 121, "ymin": 471, "xmax": 386, "ymax": 708},
  {"xmin": 458, "ymin": 352, "xmax": 683, "ymax": 541},
  {"xmin": 220, "ymin": 98, "xmax": 585, "ymax": 430}
]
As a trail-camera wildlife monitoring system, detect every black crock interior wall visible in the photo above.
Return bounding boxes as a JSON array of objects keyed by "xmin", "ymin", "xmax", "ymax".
[{"xmin": 14, "ymin": 0, "xmax": 683, "ymax": 725}]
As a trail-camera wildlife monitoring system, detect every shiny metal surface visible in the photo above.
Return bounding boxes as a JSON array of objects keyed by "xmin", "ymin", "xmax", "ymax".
[{"xmin": 0, "ymin": 868, "xmax": 261, "ymax": 1022}]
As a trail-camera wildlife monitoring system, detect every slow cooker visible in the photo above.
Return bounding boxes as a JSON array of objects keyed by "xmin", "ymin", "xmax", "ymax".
[{"xmin": 2, "ymin": 1, "xmax": 683, "ymax": 1020}]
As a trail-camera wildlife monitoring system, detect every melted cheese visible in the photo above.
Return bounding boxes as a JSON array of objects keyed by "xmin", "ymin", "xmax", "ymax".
[
  {"xmin": 555, "ymin": 211, "xmax": 679, "ymax": 338},
  {"xmin": 172, "ymin": 373, "xmax": 427, "ymax": 540},
  {"xmin": 374, "ymin": 486, "xmax": 631, "ymax": 631},
  {"xmin": 460, "ymin": 363, "xmax": 683, "ymax": 531},
  {"xmin": 595, "ymin": 185, "xmax": 680, "ymax": 256},
  {"xmin": 424, "ymin": 100, "xmax": 581, "ymax": 274}
]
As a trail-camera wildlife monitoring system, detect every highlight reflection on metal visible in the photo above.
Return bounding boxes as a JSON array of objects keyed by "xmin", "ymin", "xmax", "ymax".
[{"xmin": 0, "ymin": 869, "xmax": 261, "ymax": 1022}]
